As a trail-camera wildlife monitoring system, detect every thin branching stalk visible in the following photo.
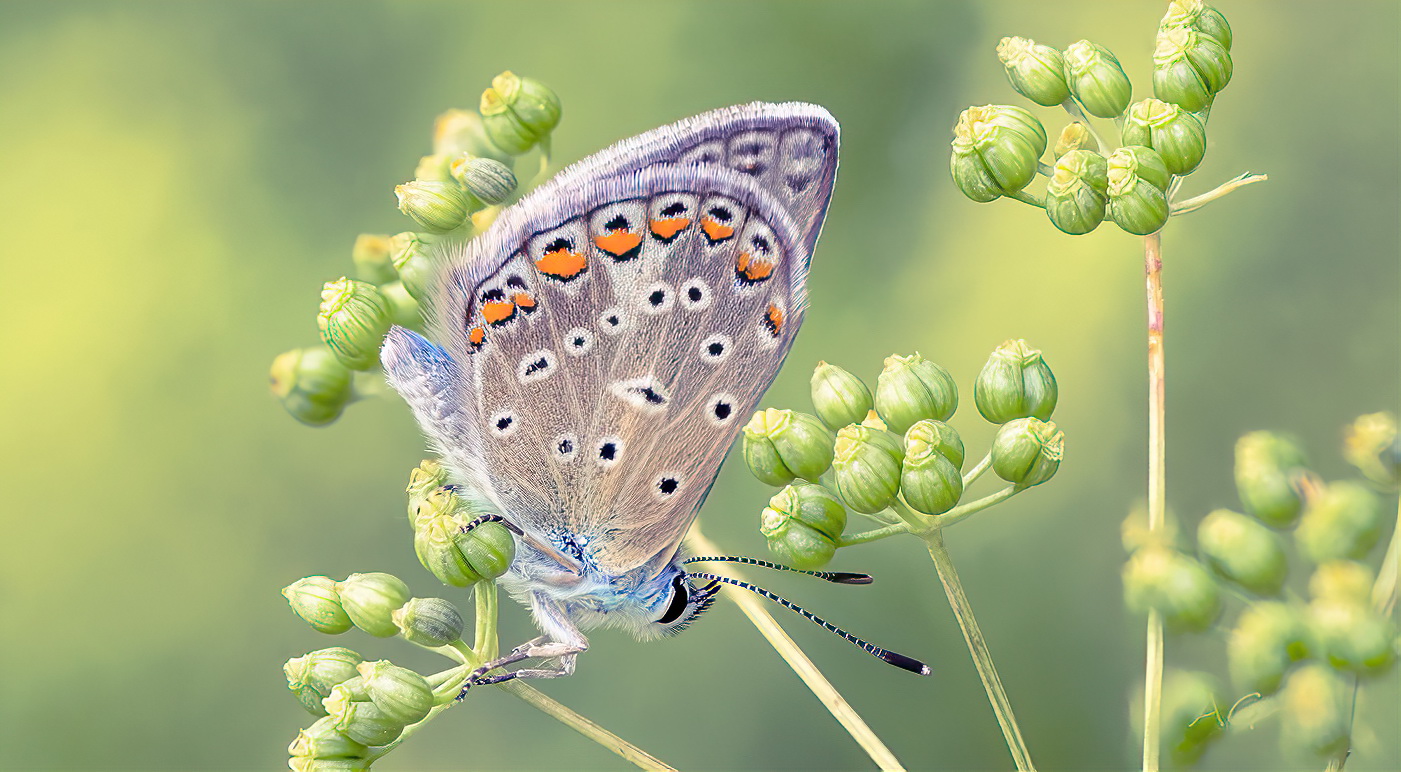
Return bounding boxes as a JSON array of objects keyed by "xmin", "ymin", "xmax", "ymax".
[
  {"xmin": 500, "ymin": 682, "xmax": 678, "ymax": 772},
  {"xmin": 1170, "ymin": 172, "xmax": 1269, "ymax": 215},
  {"xmin": 1142, "ymin": 230, "xmax": 1167, "ymax": 772}
]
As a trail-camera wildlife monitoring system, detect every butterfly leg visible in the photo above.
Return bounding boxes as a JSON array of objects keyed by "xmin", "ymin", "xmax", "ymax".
[{"xmin": 456, "ymin": 595, "xmax": 589, "ymax": 697}]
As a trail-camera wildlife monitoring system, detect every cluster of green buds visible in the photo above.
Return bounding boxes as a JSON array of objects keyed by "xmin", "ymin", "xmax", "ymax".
[
  {"xmin": 270, "ymin": 71, "xmax": 561, "ymax": 426},
  {"xmin": 406, "ymin": 459, "xmax": 516, "ymax": 587},
  {"xmin": 744, "ymin": 341, "xmax": 1064, "ymax": 568},
  {"xmin": 1121, "ymin": 413, "xmax": 1399, "ymax": 762},
  {"xmin": 951, "ymin": 2, "xmax": 1261, "ymax": 237}
]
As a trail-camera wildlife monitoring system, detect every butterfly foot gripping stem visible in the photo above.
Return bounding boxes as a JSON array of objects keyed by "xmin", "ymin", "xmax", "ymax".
[{"xmin": 456, "ymin": 637, "xmax": 587, "ymax": 699}]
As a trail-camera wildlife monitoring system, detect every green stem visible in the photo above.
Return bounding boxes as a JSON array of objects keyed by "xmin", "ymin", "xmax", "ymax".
[
  {"xmin": 927, "ymin": 486, "xmax": 1021, "ymax": 530},
  {"xmin": 1169, "ymin": 172, "xmax": 1269, "ymax": 215},
  {"xmin": 962, "ymin": 452, "xmax": 994, "ymax": 488},
  {"xmin": 1036, "ymin": 160, "xmax": 1054, "ymax": 176},
  {"xmin": 1008, "ymin": 189, "xmax": 1045, "ymax": 208},
  {"xmin": 1142, "ymin": 230, "xmax": 1167, "ymax": 772},
  {"xmin": 499, "ymin": 681, "xmax": 677, "ymax": 771},
  {"xmin": 836, "ymin": 522, "xmax": 910, "ymax": 547},
  {"xmin": 475, "ymin": 581, "xmax": 499, "ymax": 661}
]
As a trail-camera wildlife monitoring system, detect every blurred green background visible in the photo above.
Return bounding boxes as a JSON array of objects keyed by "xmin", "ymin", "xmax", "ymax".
[{"xmin": 0, "ymin": 1, "xmax": 1396, "ymax": 770}]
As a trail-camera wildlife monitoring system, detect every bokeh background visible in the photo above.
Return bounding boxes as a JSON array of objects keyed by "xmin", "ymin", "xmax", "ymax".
[{"xmin": 1, "ymin": 1, "xmax": 1397, "ymax": 770}]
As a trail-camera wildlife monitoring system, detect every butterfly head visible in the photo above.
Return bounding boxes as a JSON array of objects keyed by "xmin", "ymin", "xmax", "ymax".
[{"xmin": 648, "ymin": 566, "xmax": 721, "ymax": 638}]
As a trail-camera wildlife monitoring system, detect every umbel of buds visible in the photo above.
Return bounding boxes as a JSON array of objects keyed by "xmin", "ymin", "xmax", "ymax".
[
  {"xmin": 480, "ymin": 71, "xmax": 562, "ymax": 156},
  {"xmin": 901, "ymin": 420, "xmax": 965, "ymax": 516},
  {"xmin": 760, "ymin": 483, "xmax": 848, "ymax": 569},
  {"xmin": 394, "ymin": 179, "xmax": 474, "ymax": 234},
  {"xmin": 974, "ymin": 339, "xmax": 1057, "ymax": 423},
  {"xmin": 1153, "ymin": 24, "xmax": 1232, "ymax": 112},
  {"xmin": 950, "ymin": 105, "xmax": 1047, "ymax": 203},
  {"xmin": 875, "ymin": 353, "xmax": 958, "ymax": 434},
  {"xmin": 318, "ymin": 278, "xmax": 392, "ymax": 371},
  {"xmin": 1234, "ymin": 431, "xmax": 1309, "ymax": 527},
  {"xmin": 285, "ymin": 647, "xmax": 364, "ymax": 716},
  {"xmin": 743, "ymin": 409, "xmax": 836, "ymax": 486},
  {"xmin": 269, "ymin": 347, "xmax": 353, "ymax": 427},
  {"xmin": 450, "ymin": 155, "xmax": 517, "ymax": 206},
  {"xmin": 995, "ymin": 36, "xmax": 1069, "ymax": 106},
  {"xmin": 412, "ymin": 487, "xmax": 516, "ymax": 587},
  {"xmin": 810, "ymin": 361, "xmax": 874, "ymax": 430},
  {"xmin": 1044, "ymin": 149, "xmax": 1108, "ymax": 235},
  {"xmin": 1062, "ymin": 40, "xmax": 1133, "ymax": 118},
  {"xmin": 1121, "ymin": 99, "xmax": 1207, "ymax": 175},
  {"xmin": 991, "ymin": 417, "xmax": 1063, "ymax": 488},
  {"xmin": 1196, "ymin": 508, "xmax": 1287, "ymax": 594}
]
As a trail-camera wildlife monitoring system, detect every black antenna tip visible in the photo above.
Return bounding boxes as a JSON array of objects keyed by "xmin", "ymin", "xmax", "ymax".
[
  {"xmin": 825, "ymin": 572, "xmax": 874, "ymax": 585},
  {"xmin": 880, "ymin": 650, "xmax": 932, "ymax": 676}
]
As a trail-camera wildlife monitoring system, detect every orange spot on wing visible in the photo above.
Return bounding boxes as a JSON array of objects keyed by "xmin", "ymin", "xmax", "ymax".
[
  {"xmin": 535, "ymin": 248, "xmax": 587, "ymax": 280},
  {"xmin": 594, "ymin": 230, "xmax": 642, "ymax": 257},
  {"xmin": 701, "ymin": 217, "xmax": 734, "ymax": 242},
  {"xmin": 649, "ymin": 217, "xmax": 691, "ymax": 240},
  {"xmin": 765, "ymin": 304, "xmax": 784, "ymax": 336},
  {"xmin": 512, "ymin": 292, "xmax": 536, "ymax": 310},
  {"xmin": 481, "ymin": 299, "xmax": 516, "ymax": 325},
  {"xmin": 468, "ymin": 326, "xmax": 486, "ymax": 347},
  {"xmin": 736, "ymin": 252, "xmax": 775, "ymax": 282}
]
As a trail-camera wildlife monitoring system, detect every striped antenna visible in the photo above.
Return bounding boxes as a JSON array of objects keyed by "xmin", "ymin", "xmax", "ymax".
[
  {"xmin": 683, "ymin": 555, "xmax": 872, "ymax": 584},
  {"xmin": 689, "ymin": 572, "xmax": 931, "ymax": 676}
]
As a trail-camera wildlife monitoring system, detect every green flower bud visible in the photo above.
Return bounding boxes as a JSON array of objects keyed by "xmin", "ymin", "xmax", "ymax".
[
  {"xmin": 1160, "ymin": 670, "xmax": 1223, "ymax": 766},
  {"xmin": 1045, "ymin": 149, "xmax": 1108, "ymax": 235},
  {"xmin": 1053, "ymin": 121, "xmax": 1098, "ymax": 158},
  {"xmin": 950, "ymin": 105, "xmax": 1047, "ymax": 203},
  {"xmin": 335, "ymin": 573, "xmax": 411, "ymax": 638},
  {"xmin": 1281, "ymin": 665, "xmax": 1351, "ymax": 757},
  {"xmin": 1196, "ymin": 508, "xmax": 1287, "ymax": 595},
  {"xmin": 450, "ymin": 155, "xmax": 517, "ymax": 206},
  {"xmin": 392, "ymin": 597, "xmax": 465, "ymax": 647},
  {"xmin": 1234, "ymin": 431, "xmax": 1309, "ymax": 527},
  {"xmin": 377, "ymin": 280, "xmax": 422, "ymax": 332},
  {"xmin": 901, "ymin": 421, "xmax": 965, "ymax": 516},
  {"xmin": 831, "ymin": 426, "xmax": 904, "ymax": 514},
  {"xmin": 288, "ymin": 716, "xmax": 370, "ymax": 762},
  {"xmin": 285, "ymin": 647, "xmax": 364, "ymax": 716},
  {"xmin": 810, "ymin": 361, "xmax": 874, "ymax": 430},
  {"xmin": 413, "ymin": 493, "xmax": 516, "ymax": 587},
  {"xmin": 324, "ymin": 678, "xmax": 405, "ymax": 746},
  {"xmin": 270, "ymin": 347, "xmax": 353, "ymax": 427},
  {"xmin": 1123, "ymin": 545, "xmax": 1221, "ymax": 631},
  {"xmin": 394, "ymin": 180, "xmax": 472, "ymax": 234},
  {"xmin": 350, "ymin": 233, "xmax": 396, "ymax": 285},
  {"xmin": 760, "ymin": 483, "xmax": 847, "ymax": 570},
  {"xmin": 480, "ymin": 71, "xmax": 562, "ymax": 156},
  {"xmin": 1342, "ymin": 411, "xmax": 1400, "ymax": 488},
  {"xmin": 742, "ymin": 408, "xmax": 836, "ymax": 485},
  {"xmin": 874, "ymin": 353, "xmax": 958, "ymax": 433},
  {"xmin": 842, "ymin": 423, "xmax": 906, "ymax": 464},
  {"xmin": 1295, "ymin": 481, "xmax": 1382, "ymax": 563},
  {"xmin": 453, "ymin": 519, "xmax": 515, "ymax": 582},
  {"xmin": 290, "ymin": 759, "xmax": 372, "ymax": 772},
  {"xmin": 1153, "ymin": 25, "xmax": 1232, "ymax": 112},
  {"xmin": 432, "ymin": 108, "xmax": 514, "ymax": 165},
  {"xmin": 974, "ymin": 339, "xmax": 1057, "ymax": 423},
  {"xmin": 406, "ymin": 459, "xmax": 450, "ymax": 520},
  {"xmin": 1308, "ymin": 596, "xmax": 1396, "ymax": 675},
  {"xmin": 388, "ymin": 232, "xmax": 441, "ymax": 302},
  {"xmin": 1121, "ymin": 99, "xmax": 1207, "ymax": 175},
  {"xmin": 1162, "ymin": 0, "xmax": 1232, "ymax": 50},
  {"xmin": 357, "ymin": 660, "xmax": 434, "ymax": 725},
  {"xmin": 413, "ymin": 153, "xmax": 455, "ymax": 183},
  {"xmin": 1107, "ymin": 146, "xmax": 1172, "ymax": 192},
  {"xmin": 1107, "ymin": 163, "xmax": 1170, "ymax": 236},
  {"xmin": 1062, "ymin": 40, "xmax": 1133, "ymax": 118},
  {"xmin": 283, "ymin": 576, "xmax": 353, "ymax": 635},
  {"xmin": 995, "ymin": 36, "xmax": 1070, "ymax": 106},
  {"xmin": 1228, "ymin": 602, "xmax": 1309, "ymax": 695},
  {"xmin": 991, "ymin": 417, "xmax": 1063, "ymax": 488},
  {"xmin": 318, "ymin": 278, "xmax": 392, "ymax": 371},
  {"xmin": 1309, "ymin": 560, "xmax": 1374, "ymax": 603}
]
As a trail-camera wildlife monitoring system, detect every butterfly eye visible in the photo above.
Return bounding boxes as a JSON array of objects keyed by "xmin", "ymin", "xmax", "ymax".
[{"xmin": 656, "ymin": 574, "xmax": 690, "ymax": 625}]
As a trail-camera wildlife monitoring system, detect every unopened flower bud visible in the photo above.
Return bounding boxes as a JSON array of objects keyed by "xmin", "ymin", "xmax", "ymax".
[
  {"xmin": 289, "ymin": 759, "xmax": 372, "ymax": 772},
  {"xmin": 1234, "ymin": 431, "xmax": 1309, "ymax": 527},
  {"xmin": 974, "ymin": 339, "xmax": 1057, "ymax": 423},
  {"xmin": 742, "ymin": 409, "xmax": 836, "ymax": 485},
  {"xmin": 950, "ymin": 105, "xmax": 1047, "ymax": 202},
  {"xmin": 350, "ymin": 233, "xmax": 396, "ymax": 285},
  {"xmin": 392, "ymin": 597, "xmax": 465, "ymax": 647},
  {"xmin": 1123, "ymin": 545, "xmax": 1221, "ymax": 631},
  {"xmin": 406, "ymin": 459, "xmax": 450, "ymax": 519},
  {"xmin": 811, "ymin": 361, "xmax": 874, "ymax": 430},
  {"xmin": 908, "ymin": 419, "xmax": 965, "ymax": 467},
  {"xmin": 1295, "ymin": 481, "xmax": 1382, "ymax": 564},
  {"xmin": 283, "ymin": 576, "xmax": 353, "ymax": 634},
  {"xmin": 1121, "ymin": 99, "xmax": 1207, "ymax": 175},
  {"xmin": 377, "ymin": 280, "xmax": 423, "ymax": 332},
  {"xmin": 270, "ymin": 347, "xmax": 353, "ymax": 427},
  {"xmin": 1162, "ymin": 0, "xmax": 1232, "ymax": 50},
  {"xmin": 394, "ymin": 180, "xmax": 472, "ymax": 234},
  {"xmin": 335, "ymin": 573, "xmax": 411, "ymax": 638},
  {"xmin": 1309, "ymin": 560, "xmax": 1374, "ymax": 603},
  {"xmin": 901, "ymin": 421, "xmax": 965, "ymax": 516},
  {"xmin": 450, "ymin": 155, "xmax": 517, "ymax": 206},
  {"xmin": 1342, "ymin": 411, "xmax": 1399, "ymax": 488},
  {"xmin": 760, "ymin": 483, "xmax": 847, "ymax": 570},
  {"xmin": 413, "ymin": 495, "xmax": 516, "ymax": 587},
  {"xmin": 1108, "ymin": 146, "xmax": 1172, "ymax": 192},
  {"xmin": 1160, "ymin": 670, "xmax": 1223, "ymax": 766},
  {"xmin": 324, "ymin": 678, "xmax": 405, "ymax": 746},
  {"xmin": 1108, "ymin": 163, "xmax": 1170, "ymax": 235},
  {"xmin": 388, "ymin": 232, "xmax": 439, "ymax": 302},
  {"xmin": 1045, "ymin": 149, "xmax": 1108, "ymax": 235},
  {"xmin": 1063, "ymin": 40, "xmax": 1133, "ymax": 118},
  {"xmin": 1053, "ymin": 122, "xmax": 1098, "ymax": 158},
  {"xmin": 1309, "ymin": 596, "xmax": 1396, "ymax": 675},
  {"xmin": 1153, "ymin": 25, "xmax": 1232, "ymax": 112},
  {"xmin": 413, "ymin": 153, "xmax": 454, "ymax": 183},
  {"xmin": 991, "ymin": 417, "xmax": 1063, "ymax": 488},
  {"xmin": 874, "ymin": 353, "xmax": 958, "ymax": 433},
  {"xmin": 1197, "ymin": 509, "xmax": 1287, "ymax": 595},
  {"xmin": 288, "ymin": 716, "xmax": 370, "ymax": 762},
  {"xmin": 480, "ymin": 71, "xmax": 562, "ymax": 155},
  {"xmin": 318, "ymin": 278, "xmax": 392, "ymax": 371},
  {"xmin": 1281, "ymin": 665, "xmax": 1351, "ymax": 757},
  {"xmin": 996, "ymin": 36, "xmax": 1070, "ymax": 106},
  {"xmin": 832, "ymin": 426, "xmax": 904, "ymax": 514},
  {"xmin": 433, "ymin": 108, "xmax": 514, "ymax": 165},
  {"xmin": 1228, "ymin": 602, "xmax": 1309, "ymax": 695},
  {"xmin": 357, "ymin": 660, "xmax": 434, "ymax": 725},
  {"xmin": 285, "ymin": 647, "xmax": 364, "ymax": 716}
]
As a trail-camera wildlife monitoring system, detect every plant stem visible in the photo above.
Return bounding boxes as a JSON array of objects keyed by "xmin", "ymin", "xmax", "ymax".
[
  {"xmin": 1008, "ymin": 189, "xmax": 1045, "ymax": 208},
  {"xmin": 930, "ymin": 486, "xmax": 1020, "ymax": 529},
  {"xmin": 475, "ymin": 581, "xmax": 499, "ymax": 661},
  {"xmin": 837, "ymin": 521, "xmax": 910, "ymax": 547},
  {"xmin": 1142, "ymin": 230, "xmax": 1167, "ymax": 772},
  {"xmin": 924, "ymin": 528, "xmax": 1036, "ymax": 771},
  {"xmin": 1170, "ymin": 172, "xmax": 1269, "ymax": 215},
  {"xmin": 500, "ymin": 681, "xmax": 677, "ymax": 771},
  {"xmin": 688, "ymin": 526, "xmax": 908, "ymax": 772},
  {"xmin": 963, "ymin": 452, "xmax": 993, "ymax": 488}
]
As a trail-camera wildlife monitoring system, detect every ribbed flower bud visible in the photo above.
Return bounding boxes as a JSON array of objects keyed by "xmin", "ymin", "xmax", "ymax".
[
  {"xmin": 394, "ymin": 180, "xmax": 472, "ymax": 234},
  {"xmin": 1197, "ymin": 508, "xmax": 1287, "ymax": 595},
  {"xmin": 950, "ymin": 105, "xmax": 1047, "ymax": 203},
  {"xmin": 1053, "ymin": 122, "xmax": 1098, "ymax": 158},
  {"xmin": 283, "ymin": 576, "xmax": 353, "ymax": 634},
  {"xmin": 1281, "ymin": 665, "xmax": 1351, "ymax": 757},
  {"xmin": 1107, "ymin": 146, "xmax": 1172, "ymax": 192},
  {"xmin": 406, "ymin": 459, "xmax": 450, "ymax": 520},
  {"xmin": 974, "ymin": 339, "xmax": 1057, "ymax": 423},
  {"xmin": 288, "ymin": 717, "xmax": 370, "ymax": 764},
  {"xmin": 323, "ymin": 677, "xmax": 405, "ymax": 746},
  {"xmin": 1308, "ymin": 595, "xmax": 1396, "ymax": 675},
  {"xmin": 350, "ymin": 233, "xmax": 396, "ymax": 285},
  {"xmin": 1162, "ymin": 0, "xmax": 1232, "ymax": 50},
  {"xmin": 742, "ymin": 408, "xmax": 836, "ymax": 485},
  {"xmin": 1153, "ymin": 24, "xmax": 1232, "ymax": 112},
  {"xmin": 433, "ymin": 109, "xmax": 514, "ymax": 165},
  {"xmin": 811, "ymin": 361, "xmax": 874, "ymax": 430},
  {"xmin": 995, "ymin": 36, "xmax": 1070, "ymax": 106},
  {"xmin": 1342, "ymin": 411, "xmax": 1399, "ymax": 488},
  {"xmin": 269, "ymin": 347, "xmax": 353, "ymax": 427},
  {"xmin": 874, "ymin": 353, "xmax": 958, "ymax": 433},
  {"xmin": 1044, "ymin": 149, "xmax": 1108, "ymax": 235},
  {"xmin": 289, "ymin": 759, "xmax": 372, "ymax": 772},
  {"xmin": 335, "ymin": 573, "xmax": 411, "ymax": 638},
  {"xmin": 901, "ymin": 420, "xmax": 965, "ymax": 516},
  {"xmin": 991, "ymin": 417, "xmax": 1063, "ymax": 488},
  {"xmin": 377, "ymin": 280, "xmax": 422, "ymax": 332},
  {"xmin": 1234, "ymin": 431, "xmax": 1309, "ymax": 527},
  {"xmin": 1062, "ymin": 40, "xmax": 1133, "ymax": 118},
  {"xmin": 1121, "ymin": 99, "xmax": 1207, "ymax": 175},
  {"xmin": 1123, "ymin": 545, "xmax": 1221, "ymax": 631},
  {"xmin": 412, "ymin": 491, "xmax": 516, "ymax": 587},
  {"xmin": 1107, "ymin": 161, "xmax": 1170, "ymax": 235},
  {"xmin": 760, "ymin": 483, "xmax": 848, "ymax": 570},
  {"xmin": 1228, "ymin": 602, "xmax": 1309, "ymax": 695},
  {"xmin": 1295, "ymin": 481, "xmax": 1382, "ymax": 564},
  {"xmin": 388, "ymin": 232, "xmax": 438, "ymax": 302},
  {"xmin": 479, "ymin": 71, "xmax": 562, "ymax": 156},
  {"xmin": 832, "ymin": 425, "xmax": 904, "ymax": 514},
  {"xmin": 318, "ymin": 278, "xmax": 392, "ymax": 371},
  {"xmin": 285, "ymin": 647, "xmax": 364, "ymax": 716},
  {"xmin": 392, "ymin": 597, "xmax": 465, "ymax": 648},
  {"xmin": 449, "ymin": 155, "xmax": 517, "ymax": 207},
  {"xmin": 1309, "ymin": 560, "xmax": 1374, "ymax": 603},
  {"xmin": 357, "ymin": 660, "xmax": 434, "ymax": 725}
]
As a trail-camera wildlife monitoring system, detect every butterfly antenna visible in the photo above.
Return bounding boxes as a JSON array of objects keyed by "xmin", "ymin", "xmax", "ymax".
[
  {"xmin": 689, "ymin": 572, "xmax": 930, "ymax": 675},
  {"xmin": 684, "ymin": 556, "xmax": 872, "ymax": 584}
]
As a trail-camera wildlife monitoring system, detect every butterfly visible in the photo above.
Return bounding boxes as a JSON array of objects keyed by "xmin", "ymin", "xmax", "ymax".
[{"xmin": 382, "ymin": 102, "xmax": 926, "ymax": 688}]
